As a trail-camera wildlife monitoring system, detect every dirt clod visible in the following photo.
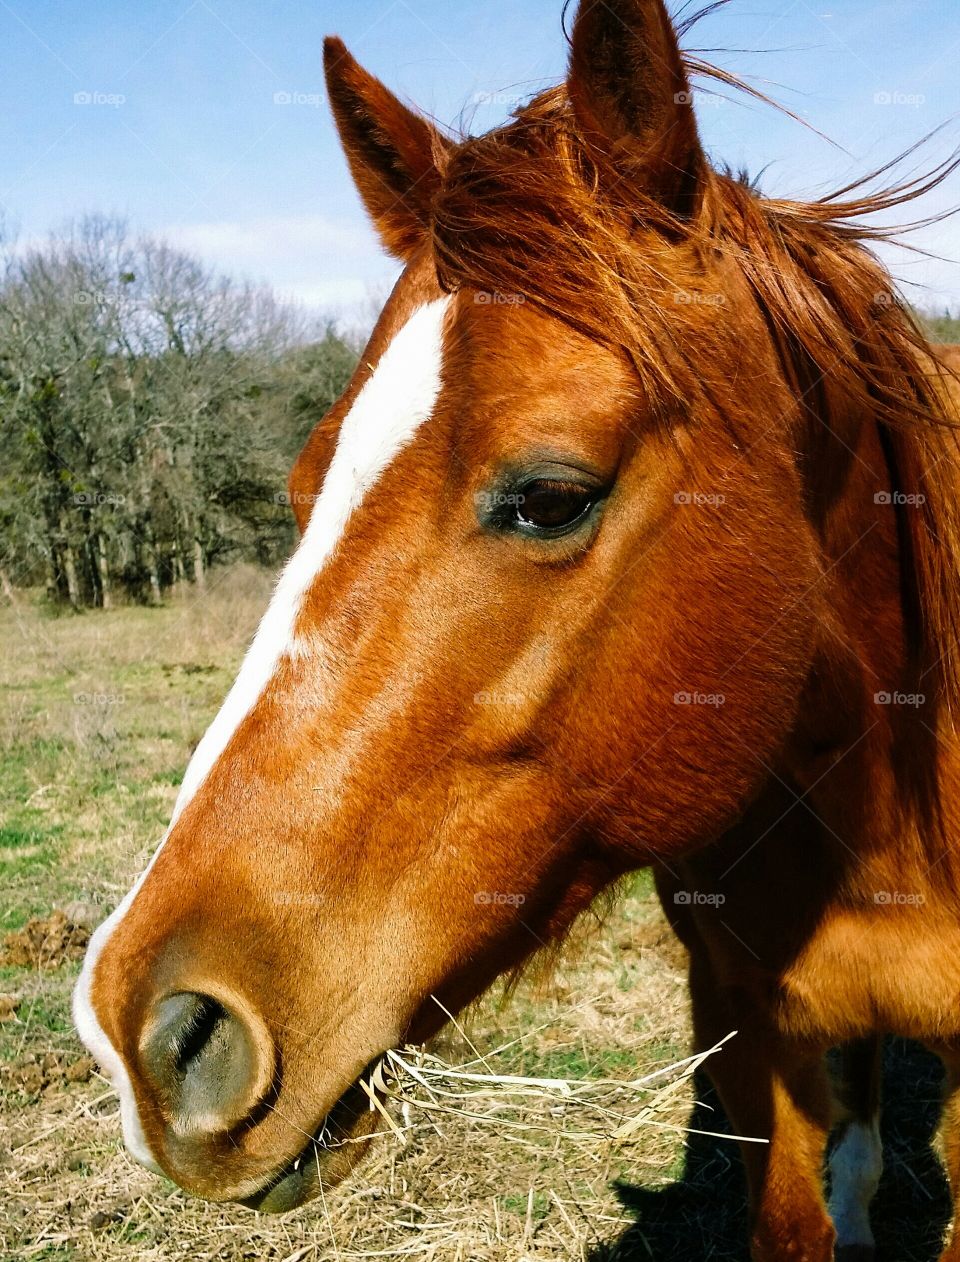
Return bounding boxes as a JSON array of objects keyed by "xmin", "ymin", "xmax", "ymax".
[
  {"xmin": 0, "ymin": 993, "xmax": 20, "ymax": 1021},
  {"xmin": 89, "ymin": 1209, "xmax": 126, "ymax": 1232},
  {"xmin": 0, "ymin": 909, "xmax": 91, "ymax": 968},
  {"xmin": 1, "ymin": 1050, "xmax": 95, "ymax": 1095}
]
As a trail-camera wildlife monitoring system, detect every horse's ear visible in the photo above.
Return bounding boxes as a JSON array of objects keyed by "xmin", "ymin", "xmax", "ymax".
[
  {"xmin": 567, "ymin": 0, "xmax": 704, "ymax": 215},
  {"xmin": 323, "ymin": 37, "xmax": 449, "ymax": 259}
]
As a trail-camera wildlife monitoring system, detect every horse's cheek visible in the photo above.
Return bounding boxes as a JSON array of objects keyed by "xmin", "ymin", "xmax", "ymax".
[{"xmin": 576, "ymin": 498, "xmax": 819, "ymax": 857}]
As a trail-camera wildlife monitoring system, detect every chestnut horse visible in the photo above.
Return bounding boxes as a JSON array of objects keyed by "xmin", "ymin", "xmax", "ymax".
[{"xmin": 74, "ymin": 1, "xmax": 960, "ymax": 1258}]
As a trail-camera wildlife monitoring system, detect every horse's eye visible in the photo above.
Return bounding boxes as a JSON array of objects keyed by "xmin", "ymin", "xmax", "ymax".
[{"xmin": 516, "ymin": 479, "xmax": 596, "ymax": 532}]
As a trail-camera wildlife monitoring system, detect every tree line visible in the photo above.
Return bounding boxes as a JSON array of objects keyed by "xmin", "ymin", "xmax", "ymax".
[
  {"xmin": 1, "ymin": 215, "xmax": 958, "ymax": 611},
  {"xmin": 0, "ymin": 215, "xmax": 358, "ymax": 609},
  {"xmin": 919, "ymin": 309, "xmax": 960, "ymax": 344}
]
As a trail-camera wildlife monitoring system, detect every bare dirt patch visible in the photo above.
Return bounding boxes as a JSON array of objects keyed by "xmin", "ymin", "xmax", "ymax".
[
  {"xmin": 0, "ymin": 994, "xmax": 20, "ymax": 1022},
  {"xmin": 2, "ymin": 1050, "xmax": 95, "ymax": 1096},
  {"xmin": 0, "ymin": 910, "xmax": 91, "ymax": 969}
]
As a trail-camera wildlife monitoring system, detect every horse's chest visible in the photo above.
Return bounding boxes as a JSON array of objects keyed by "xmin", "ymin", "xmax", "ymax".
[{"xmin": 777, "ymin": 906, "xmax": 960, "ymax": 1043}]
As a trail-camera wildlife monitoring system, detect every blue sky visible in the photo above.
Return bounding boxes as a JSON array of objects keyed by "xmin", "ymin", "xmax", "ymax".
[{"xmin": 2, "ymin": 0, "xmax": 960, "ymax": 319}]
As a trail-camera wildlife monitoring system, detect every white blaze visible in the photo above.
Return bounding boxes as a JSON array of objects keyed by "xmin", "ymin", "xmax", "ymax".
[{"xmin": 72, "ymin": 294, "xmax": 452, "ymax": 1167}]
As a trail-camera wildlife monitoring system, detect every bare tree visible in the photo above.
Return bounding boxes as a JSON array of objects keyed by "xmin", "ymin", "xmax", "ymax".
[{"xmin": 0, "ymin": 215, "xmax": 356, "ymax": 607}]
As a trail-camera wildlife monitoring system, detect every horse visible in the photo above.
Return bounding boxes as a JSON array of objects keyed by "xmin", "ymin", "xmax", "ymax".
[{"xmin": 73, "ymin": 1, "xmax": 960, "ymax": 1258}]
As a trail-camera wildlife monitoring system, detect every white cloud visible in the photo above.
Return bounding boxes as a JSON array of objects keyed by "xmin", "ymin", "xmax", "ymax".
[
  {"xmin": 165, "ymin": 214, "xmax": 372, "ymax": 267},
  {"xmin": 161, "ymin": 214, "xmax": 399, "ymax": 316}
]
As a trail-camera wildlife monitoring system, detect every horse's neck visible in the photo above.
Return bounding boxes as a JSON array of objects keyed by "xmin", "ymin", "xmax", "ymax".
[
  {"xmin": 815, "ymin": 416, "xmax": 911, "ymax": 706},
  {"xmin": 783, "ymin": 410, "xmax": 954, "ymax": 869}
]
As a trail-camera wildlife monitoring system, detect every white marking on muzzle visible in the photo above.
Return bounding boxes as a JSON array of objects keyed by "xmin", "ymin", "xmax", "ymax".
[
  {"xmin": 828, "ymin": 1117, "xmax": 882, "ymax": 1251},
  {"xmin": 72, "ymin": 294, "xmax": 452, "ymax": 1168}
]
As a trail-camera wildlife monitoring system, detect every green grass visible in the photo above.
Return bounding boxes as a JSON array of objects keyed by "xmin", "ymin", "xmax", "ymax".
[{"xmin": 0, "ymin": 573, "xmax": 269, "ymax": 936}]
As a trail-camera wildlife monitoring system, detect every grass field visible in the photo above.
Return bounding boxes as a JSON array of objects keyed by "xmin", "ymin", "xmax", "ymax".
[{"xmin": 0, "ymin": 567, "xmax": 952, "ymax": 1262}]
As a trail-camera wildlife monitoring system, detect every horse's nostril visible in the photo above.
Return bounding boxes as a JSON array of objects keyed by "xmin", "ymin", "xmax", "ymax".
[
  {"xmin": 167, "ymin": 993, "xmax": 227, "ymax": 1073},
  {"xmin": 140, "ymin": 991, "xmax": 275, "ymax": 1136}
]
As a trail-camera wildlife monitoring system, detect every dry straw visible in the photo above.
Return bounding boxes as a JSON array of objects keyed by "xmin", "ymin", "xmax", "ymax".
[{"xmin": 349, "ymin": 1014, "xmax": 766, "ymax": 1153}]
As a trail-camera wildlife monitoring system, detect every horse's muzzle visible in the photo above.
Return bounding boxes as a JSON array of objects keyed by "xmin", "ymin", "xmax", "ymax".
[{"xmin": 139, "ymin": 990, "xmax": 276, "ymax": 1138}]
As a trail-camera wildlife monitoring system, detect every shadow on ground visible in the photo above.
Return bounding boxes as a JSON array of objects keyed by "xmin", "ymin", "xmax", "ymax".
[{"xmin": 590, "ymin": 1039, "xmax": 950, "ymax": 1261}]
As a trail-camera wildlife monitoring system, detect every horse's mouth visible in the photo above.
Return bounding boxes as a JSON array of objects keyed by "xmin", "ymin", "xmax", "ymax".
[{"xmin": 241, "ymin": 1071, "xmax": 382, "ymax": 1213}]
